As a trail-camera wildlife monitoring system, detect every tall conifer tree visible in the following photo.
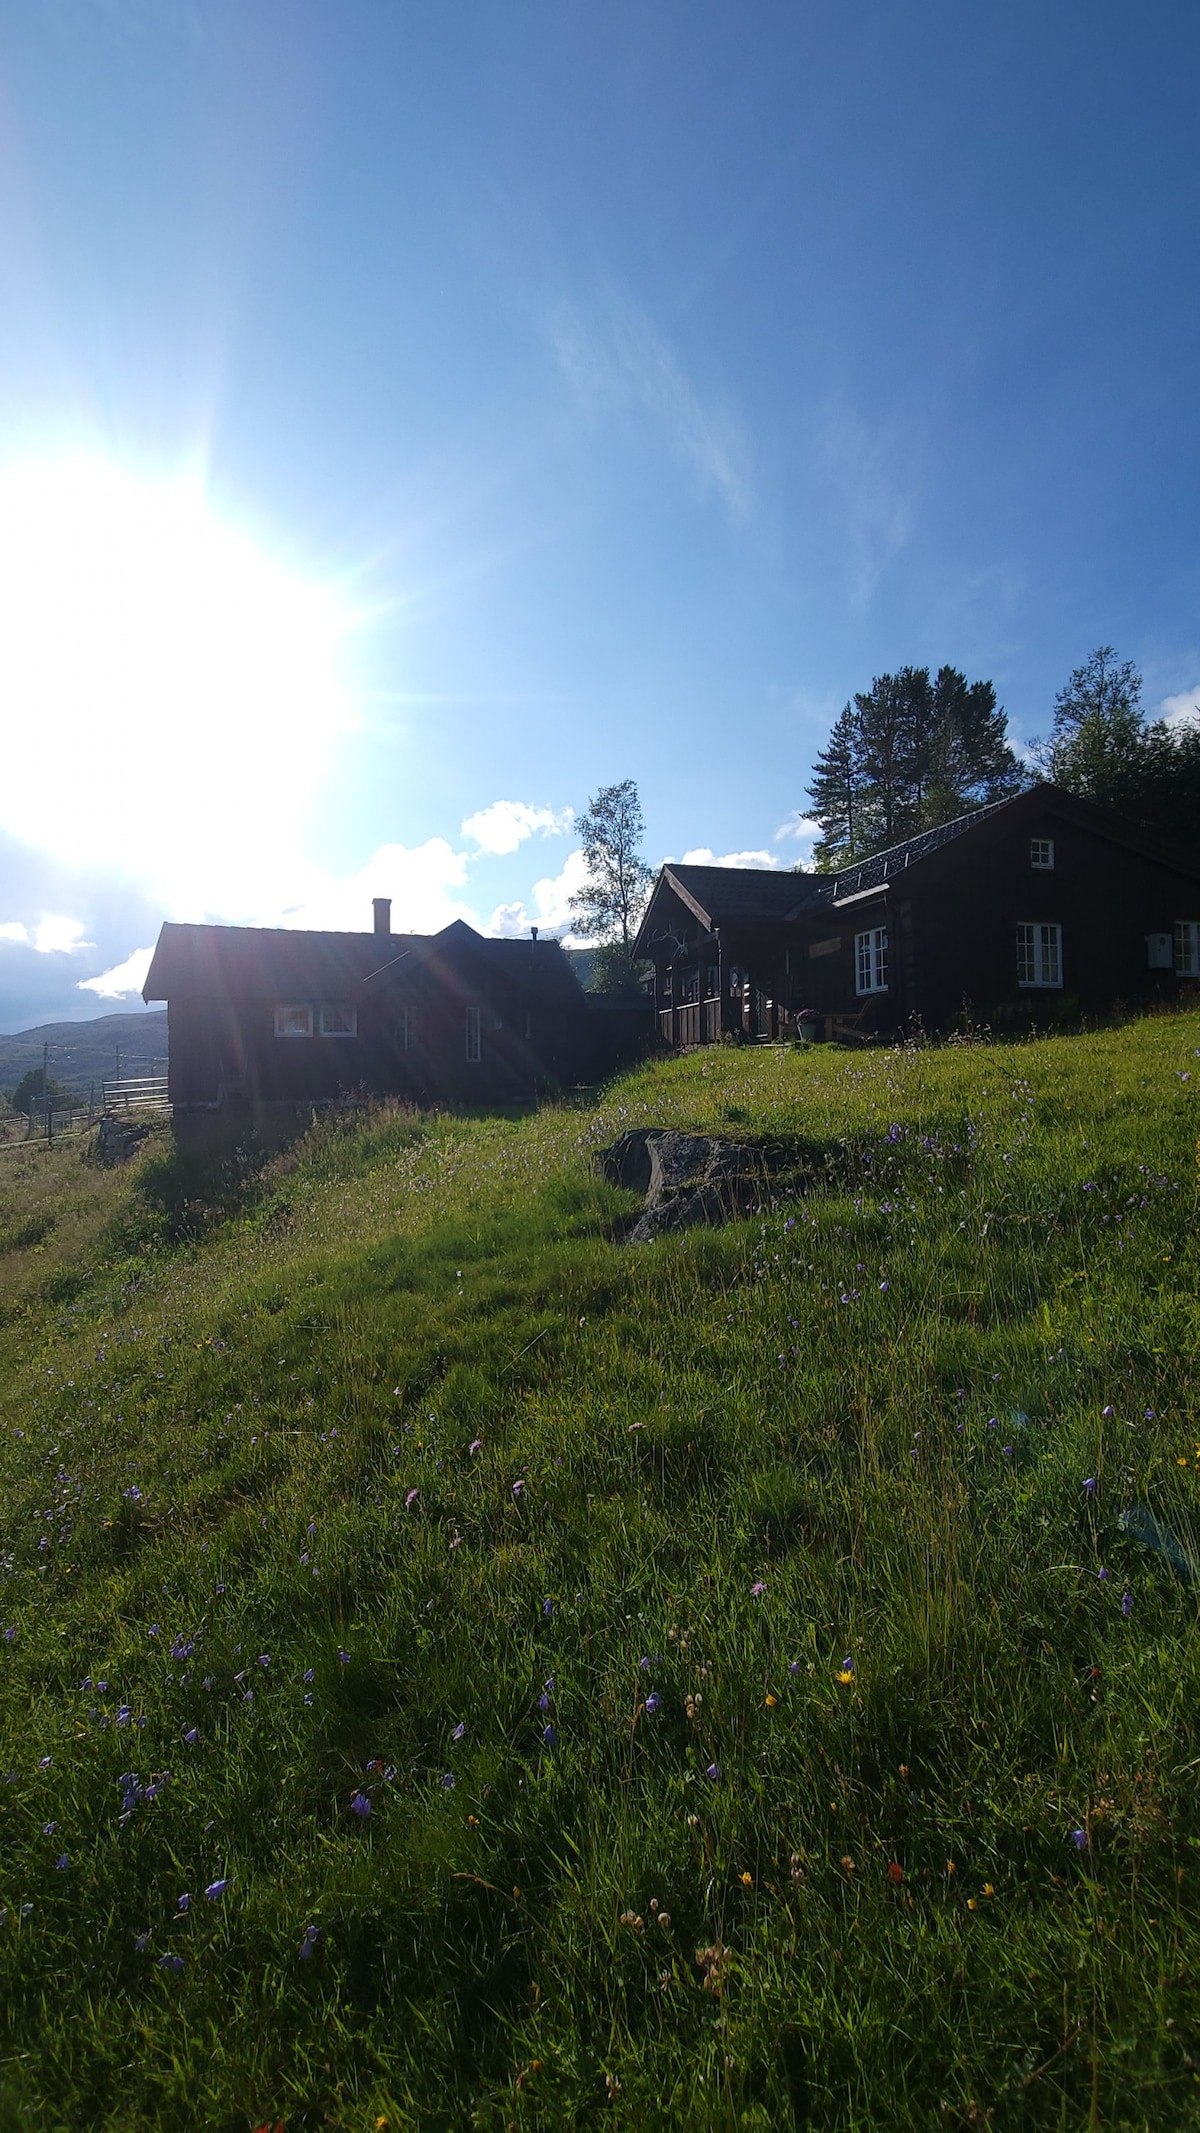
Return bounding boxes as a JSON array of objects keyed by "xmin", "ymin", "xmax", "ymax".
[
  {"xmin": 806, "ymin": 703, "xmax": 865, "ymax": 869},
  {"xmin": 805, "ymin": 664, "xmax": 1022, "ymax": 866}
]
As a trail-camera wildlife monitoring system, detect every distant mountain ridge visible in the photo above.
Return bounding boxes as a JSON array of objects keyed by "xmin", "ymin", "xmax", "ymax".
[{"xmin": 0, "ymin": 1012, "xmax": 167, "ymax": 1099}]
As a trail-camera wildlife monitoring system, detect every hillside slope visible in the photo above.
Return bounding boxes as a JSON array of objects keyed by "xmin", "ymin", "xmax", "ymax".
[
  {"xmin": 1, "ymin": 1017, "xmax": 1198, "ymax": 2129},
  {"xmin": 0, "ymin": 1011, "xmax": 167, "ymax": 1098}
]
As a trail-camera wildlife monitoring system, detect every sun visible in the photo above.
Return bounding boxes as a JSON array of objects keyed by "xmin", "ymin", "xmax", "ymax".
[{"xmin": 0, "ymin": 455, "xmax": 355, "ymax": 913}]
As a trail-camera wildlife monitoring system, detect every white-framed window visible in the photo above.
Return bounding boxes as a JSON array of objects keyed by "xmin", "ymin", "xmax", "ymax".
[
  {"xmin": 1030, "ymin": 837, "xmax": 1055, "ymax": 869},
  {"xmin": 274, "ymin": 1004, "xmax": 313, "ymax": 1037},
  {"xmin": 465, "ymin": 1004, "xmax": 481, "ymax": 1063},
  {"xmin": 855, "ymin": 926, "xmax": 889, "ymax": 995},
  {"xmin": 1017, "ymin": 922, "xmax": 1062, "ymax": 987},
  {"xmin": 1176, "ymin": 921, "xmax": 1200, "ymax": 976},
  {"xmin": 318, "ymin": 1003, "xmax": 357, "ymax": 1037}
]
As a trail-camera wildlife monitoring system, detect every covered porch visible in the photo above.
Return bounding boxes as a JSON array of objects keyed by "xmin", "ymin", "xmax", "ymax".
[
  {"xmin": 634, "ymin": 858, "xmax": 839, "ymax": 1053},
  {"xmin": 654, "ymin": 947, "xmax": 793, "ymax": 1047}
]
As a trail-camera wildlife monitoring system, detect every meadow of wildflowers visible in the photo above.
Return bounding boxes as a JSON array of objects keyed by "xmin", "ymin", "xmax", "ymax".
[{"xmin": 0, "ymin": 1010, "xmax": 1198, "ymax": 2128}]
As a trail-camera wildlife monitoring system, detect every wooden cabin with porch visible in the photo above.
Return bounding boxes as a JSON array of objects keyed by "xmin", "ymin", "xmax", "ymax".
[
  {"xmin": 634, "ymin": 785, "xmax": 1200, "ymax": 1045},
  {"xmin": 634, "ymin": 864, "xmax": 835, "ymax": 1046}
]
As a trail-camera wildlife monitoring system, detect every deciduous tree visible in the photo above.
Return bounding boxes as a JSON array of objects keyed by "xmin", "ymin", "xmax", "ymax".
[
  {"xmin": 11, "ymin": 1066, "xmax": 65, "ymax": 1115},
  {"xmin": 1035, "ymin": 646, "xmax": 1200, "ymax": 846},
  {"xmin": 568, "ymin": 779, "xmax": 653, "ymax": 989},
  {"xmin": 1037, "ymin": 647, "xmax": 1146, "ymax": 807}
]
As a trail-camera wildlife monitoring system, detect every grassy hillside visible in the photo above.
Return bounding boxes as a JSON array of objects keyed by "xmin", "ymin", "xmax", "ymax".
[{"xmin": 1, "ymin": 1015, "xmax": 1198, "ymax": 2130}]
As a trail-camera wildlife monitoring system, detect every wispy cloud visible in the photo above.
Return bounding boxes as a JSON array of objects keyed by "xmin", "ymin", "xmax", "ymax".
[
  {"xmin": 815, "ymin": 399, "xmax": 916, "ymax": 606},
  {"xmin": 549, "ymin": 284, "xmax": 753, "ymax": 524},
  {"xmin": 461, "ymin": 800, "xmax": 573, "ymax": 856}
]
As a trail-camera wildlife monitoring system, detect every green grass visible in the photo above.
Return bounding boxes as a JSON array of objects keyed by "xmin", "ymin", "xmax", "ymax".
[{"xmin": 1, "ymin": 1014, "xmax": 1200, "ymax": 2130}]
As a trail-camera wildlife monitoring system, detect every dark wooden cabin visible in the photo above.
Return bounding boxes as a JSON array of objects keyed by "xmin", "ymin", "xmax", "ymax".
[
  {"xmin": 143, "ymin": 902, "xmax": 650, "ymax": 1112},
  {"xmin": 635, "ymin": 785, "xmax": 1200, "ymax": 1043}
]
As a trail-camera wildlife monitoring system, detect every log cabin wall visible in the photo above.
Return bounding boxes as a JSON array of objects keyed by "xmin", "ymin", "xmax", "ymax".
[
  {"xmin": 634, "ymin": 787, "xmax": 1200, "ymax": 1048},
  {"xmin": 147, "ymin": 916, "xmax": 652, "ymax": 1113}
]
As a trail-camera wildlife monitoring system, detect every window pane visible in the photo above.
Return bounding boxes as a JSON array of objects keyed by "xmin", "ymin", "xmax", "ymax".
[
  {"xmin": 1016, "ymin": 924, "xmax": 1034, "ymax": 984},
  {"xmin": 275, "ymin": 1004, "xmax": 312, "ymax": 1036}
]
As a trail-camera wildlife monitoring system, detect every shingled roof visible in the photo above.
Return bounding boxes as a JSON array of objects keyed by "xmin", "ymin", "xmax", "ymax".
[
  {"xmin": 142, "ymin": 918, "xmax": 585, "ymax": 1007},
  {"xmin": 654, "ymin": 863, "xmax": 834, "ymax": 930},
  {"xmin": 830, "ymin": 798, "xmax": 1013, "ymax": 900}
]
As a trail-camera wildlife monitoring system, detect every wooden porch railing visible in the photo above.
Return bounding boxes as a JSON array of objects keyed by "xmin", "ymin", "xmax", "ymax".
[{"xmin": 658, "ymin": 997, "xmax": 725, "ymax": 1048}]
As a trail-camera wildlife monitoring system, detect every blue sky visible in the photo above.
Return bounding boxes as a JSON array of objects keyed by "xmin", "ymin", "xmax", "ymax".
[{"xmin": 1, "ymin": 0, "xmax": 1198, "ymax": 1031}]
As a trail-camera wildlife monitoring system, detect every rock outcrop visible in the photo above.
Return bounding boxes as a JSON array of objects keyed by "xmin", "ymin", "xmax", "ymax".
[
  {"xmin": 92, "ymin": 1116, "xmax": 154, "ymax": 1166},
  {"xmin": 597, "ymin": 1128, "xmax": 765, "ymax": 1243}
]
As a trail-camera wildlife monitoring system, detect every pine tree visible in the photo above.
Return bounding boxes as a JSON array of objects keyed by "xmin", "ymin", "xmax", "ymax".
[
  {"xmin": 806, "ymin": 703, "xmax": 865, "ymax": 869},
  {"xmin": 922, "ymin": 666, "xmax": 1022, "ymax": 826},
  {"xmin": 852, "ymin": 667, "xmax": 929, "ymax": 847},
  {"xmin": 805, "ymin": 664, "xmax": 1023, "ymax": 866}
]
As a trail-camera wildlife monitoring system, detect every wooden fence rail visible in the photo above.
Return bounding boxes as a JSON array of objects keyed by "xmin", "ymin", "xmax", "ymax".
[{"xmin": 102, "ymin": 1076, "xmax": 170, "ymax": 1117}]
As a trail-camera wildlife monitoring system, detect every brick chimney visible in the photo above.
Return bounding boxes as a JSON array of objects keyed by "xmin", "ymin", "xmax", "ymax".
[{"xmin": 373, "ymin": 897, "xmax": 391, "ymax": 936}]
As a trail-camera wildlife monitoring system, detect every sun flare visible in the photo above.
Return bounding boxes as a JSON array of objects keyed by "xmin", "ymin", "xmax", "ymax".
[{"xmin": 0, "ymin": 457, "xmax": 354, "ymax": 913}]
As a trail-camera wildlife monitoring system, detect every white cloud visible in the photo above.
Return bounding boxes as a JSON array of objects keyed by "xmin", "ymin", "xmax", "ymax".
[
  {"xmin": 1160, "ymin": 685, "xmax": 1200, "ymax": 730},
  {"xmin": 679, "ymin": 847, "xmax": 780, "ymax": 870},
  {"xmin": 461, "ymin": 799, "xmax": 573, "ymax": 855},
  {"xmin": 774, "ymin": 813, "xmax": 822, "ymax": 866},
  {"xmin": 34, "ymin": 915, "xmax": 92, "ymax": 954},
  {"xmin": 487, "ymin": 847, "xmax": 593, "ymax": 940},
  {"xmin": 268, "ymin": 839, "xmax": 478, "ymax": 937},
  {"xmin": 0, "ymin": 914, "xmax": 92, "ymax": 954},
  {"xmin": 550, "ymin": 283, "xmax": 753, "ymax": 523},
  {"xmin": 78, "ymin": 945, "xmax": 156, "ymax": 998}
]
